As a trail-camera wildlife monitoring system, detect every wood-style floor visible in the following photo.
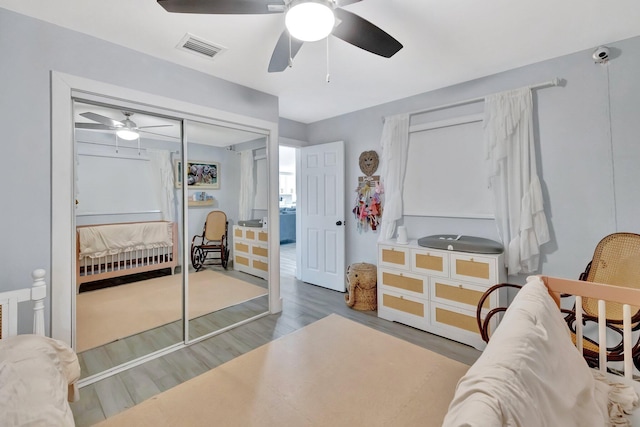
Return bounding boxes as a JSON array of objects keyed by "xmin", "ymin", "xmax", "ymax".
[
  {"xmin": 77, "ymin": 270, "xmax": 269, "ymax": 379},
  {"xmin": 70, "ymin": 243, "xmax": 481, "ymax": 426}
]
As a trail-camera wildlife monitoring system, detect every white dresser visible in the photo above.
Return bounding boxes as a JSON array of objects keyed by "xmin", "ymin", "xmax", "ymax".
[
  {"xmin": 232, "ymin": 225, "xmax": 269, "ymax": 280},
  {"xmin": 377, "ymin": 240, "xmax": 507, "ymax": 350}
]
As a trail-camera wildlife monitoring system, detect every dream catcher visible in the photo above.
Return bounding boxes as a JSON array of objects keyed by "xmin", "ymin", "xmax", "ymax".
[{"xmin": 353, "ymin": 150, "xmax": 383, "ymax": 233}]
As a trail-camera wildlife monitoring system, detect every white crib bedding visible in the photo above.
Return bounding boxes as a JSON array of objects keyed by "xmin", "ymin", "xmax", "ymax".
[
  {"xmin": 79, "ymin": 221, "xmax": 173, "ymax": 259},
  {"xmin": 443, "ymin": 275, "xmax": 638, "ymax": 427},
  {"xmin": 0, "ymin": 334, "xmax": 80, "ymax": 427}
]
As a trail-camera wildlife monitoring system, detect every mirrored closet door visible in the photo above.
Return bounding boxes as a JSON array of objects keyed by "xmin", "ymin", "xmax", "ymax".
[
  {"xmin": 71, "ymin": 98, "xmax": 273, "ymax": 382},
  {"xmin": 184, "ymin": 120, "xmax": 270, "ymax": 342},
  {"xmin": 73, "ymin": 100, "xmax": 185, "ymax": 379}
]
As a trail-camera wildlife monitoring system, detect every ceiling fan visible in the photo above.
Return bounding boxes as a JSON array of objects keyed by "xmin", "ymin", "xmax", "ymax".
[
  {"xmin": 157, "ymin": 0, "xmax": 403, "ymax": 73},
  {"xmin": 75, "ymin": 111, "xmax": 175, "ymax": 140}
]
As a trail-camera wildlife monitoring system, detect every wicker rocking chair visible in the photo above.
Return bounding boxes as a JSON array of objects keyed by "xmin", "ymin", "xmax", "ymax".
[
  {"xmin": 190, "ymin": 210, "xmax": 229, "ymax": 271},
  {"xmin": 564, "ymin": 232, "xmax": 640, "ymax": 370},
  {"xmin": 477, "ymin": 233, "xmax": 640, "ymax": 371}
]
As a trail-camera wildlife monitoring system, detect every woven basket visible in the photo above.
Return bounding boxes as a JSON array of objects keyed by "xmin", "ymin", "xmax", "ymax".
[{"xmin": 345, "ymin": 263, "xmax": 377, "ymax": 311}]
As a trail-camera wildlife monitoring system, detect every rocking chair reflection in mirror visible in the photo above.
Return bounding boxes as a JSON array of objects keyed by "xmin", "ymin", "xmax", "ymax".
[{"xmin": 191, "ymin": 210, "xmax": 229, "ymax": 271}]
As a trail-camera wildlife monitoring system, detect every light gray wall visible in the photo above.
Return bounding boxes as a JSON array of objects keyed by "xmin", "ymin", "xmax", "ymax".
[
  {"xmin": 0, "ymin": 8, "xmax": 278, "ymax": 331},
  {"xmin": 279, "ymin": 118, "xmax": 308, "ymax": 143},
  {"xmin": 74, "ymin": 129, "xmax": 181, "ymax": 226},
  {"xmin": 307, "ymin": 35, "xmax": 640, "ymax": 283}
]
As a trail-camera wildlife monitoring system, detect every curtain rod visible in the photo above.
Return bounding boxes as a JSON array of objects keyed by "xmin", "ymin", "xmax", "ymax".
[
  {"xmin": 383, "ymin": 78, "xmax": 561, "ymax": 122},
  {"xmin": 78, "ymin": 140, "xmax": 180, "ymax": 154}
]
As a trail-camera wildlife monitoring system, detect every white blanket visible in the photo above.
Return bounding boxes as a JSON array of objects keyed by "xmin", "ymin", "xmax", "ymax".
[
  {"xmin": 79, "ymin": 221, "xmax": 173, "ymax": 259},
  {"xmin": 0, "ymin": 335, "xmax": 80, "ymax": 426},
  {"xmin": 443, "ymin": 275, "xmax": 635, "ymax": 427}
]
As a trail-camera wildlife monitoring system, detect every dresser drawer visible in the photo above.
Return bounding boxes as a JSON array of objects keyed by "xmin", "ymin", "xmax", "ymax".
[
  {"xmin": 379, "ymin": 245, "xmax": 410, "ymax": 270},
  {"xmin": 253, "ymin": 259, "xmax": 268, "ymax": 273},
  {"xmin": 379, "ymin": 269, "xmax": 427, "ymax": 298},
  {"xmin": 430, "ymin": 302, "xmax": 486, "ymax": 350},
  {"xmin": 235, "ymin": 242, "xmax": 250, "ymax": 254},
  {"xmin": 450, "ymin": 253, "xmax": 496, "ymax": 285},
  {"xmin": 244, "ymin": 229, "xmax": 257, "ymax": 241},
  {"xmin": 251, "ymin": 244, "xmax": 268, "ymax": 258},
  {"xmin": 430, "ymin": 278, "xmax": 490, "ymax": 312},
  {"xmin": 378, "ymin": 289, "xmax": 428, "ymax": 330},
  {"xmin": 233, "ymin": 227, "xmax": 243, "ymax": 239},
  {"xmin": 235, "ymin": 255, "xmax": 250, "ymax": 267},
  {"xmin": 411, "ymin": 248, "xmax": 448, "ymax": 277}
]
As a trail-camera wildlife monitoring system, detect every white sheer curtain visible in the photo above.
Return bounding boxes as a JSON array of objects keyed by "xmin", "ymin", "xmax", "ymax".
[
  {"xmin": 378, "ymin": 114, "xmax": 410, "ymax": 242},
  {"xmin": 484, "ymin": 88, "xmax": 550, "ymax": 274},
  {"xmin": 146, "ymin": 149, "xmax": 176, "ymax": 222},
  {"xmin": 238, "ymin": 149, "xmax": 255, "ymax": 220}
]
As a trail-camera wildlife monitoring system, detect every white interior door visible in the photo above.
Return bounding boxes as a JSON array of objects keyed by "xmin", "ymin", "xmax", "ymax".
[{"xmin": 298, "ymin": 141, "xmax": 345, "ymax": 291}]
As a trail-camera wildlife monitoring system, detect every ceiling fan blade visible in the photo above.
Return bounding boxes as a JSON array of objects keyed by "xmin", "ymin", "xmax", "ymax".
[
  {"xmin": 80, "ymin": 112, "xmax": 124, "ymax": 128},
  {"xmin": 138, "ymin": 125, "xmax": 174, "ymax": 129},
  {"xmin": 332, "ymin": 8, "xmax": 402, "ymax": 58},
  {"xmin": 268, "ymin": 31, "xmax": 304, "ymax": 73},
  {"xmin": 75, "ymin": 123, "xmax": 113, "ymax": 130},
  {"xmin": 157, "ymin": 0, "xmax": 283, "ymax": 14}
]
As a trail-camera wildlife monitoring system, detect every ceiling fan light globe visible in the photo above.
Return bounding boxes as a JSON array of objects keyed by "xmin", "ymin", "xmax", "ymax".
[
  {"xmin": 285, "ymin": 1, "xmax": 335, "ymax": 42},
  {"xmin": 116, "ymin": 129, "xmax": 140, "ymax": 140}
]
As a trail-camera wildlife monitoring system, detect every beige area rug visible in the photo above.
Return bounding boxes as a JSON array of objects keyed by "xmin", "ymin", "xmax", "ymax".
[
  {"xmin": 76, "ymin": 270, "xmax": 267, "ymax": 352},
  {"xmin": 96, "ymin": 314, "xmax": 469, "ymax": 427}
]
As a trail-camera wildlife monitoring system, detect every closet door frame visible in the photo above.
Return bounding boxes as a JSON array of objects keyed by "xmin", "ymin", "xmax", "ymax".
[{"xmin": 51, "ymin": 72, "xmax": 282, "ymax": 363}]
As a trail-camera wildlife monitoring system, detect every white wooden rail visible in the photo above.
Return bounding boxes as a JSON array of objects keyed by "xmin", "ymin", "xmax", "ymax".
[
  {"xmin": 0, "ymin": 269, "xmax": 46, "ymax": 338},
  {"xmin": 542, "ymin": 275, "xmax": 639, "ymax": 380}
]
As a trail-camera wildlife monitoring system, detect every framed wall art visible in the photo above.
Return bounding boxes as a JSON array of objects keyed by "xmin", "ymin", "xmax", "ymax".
[{"xmin": 174, "ymin": 160, "xmax": 220, "ymax": 189}]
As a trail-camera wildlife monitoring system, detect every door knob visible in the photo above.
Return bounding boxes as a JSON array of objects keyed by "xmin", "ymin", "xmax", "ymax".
[{"xmin": 336, "ymin": 221, "xmax": 343, "ymax": 226}]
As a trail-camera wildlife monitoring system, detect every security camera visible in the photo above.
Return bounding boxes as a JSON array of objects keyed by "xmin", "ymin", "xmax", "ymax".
[{"xmin": 592, "ymin": 46, "xmax": 610, "ymax": 63}]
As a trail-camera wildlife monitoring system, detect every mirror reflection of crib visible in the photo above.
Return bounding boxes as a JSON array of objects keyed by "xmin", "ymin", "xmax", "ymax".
[{"xmin": 76, "ymin": 221, "xmax": 178, "ymax": 293}]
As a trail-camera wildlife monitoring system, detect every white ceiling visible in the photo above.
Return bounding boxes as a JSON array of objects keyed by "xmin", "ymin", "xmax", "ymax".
[{"xmin": 3, "ymin": 0, "xmax": 640, "ymax": 124}]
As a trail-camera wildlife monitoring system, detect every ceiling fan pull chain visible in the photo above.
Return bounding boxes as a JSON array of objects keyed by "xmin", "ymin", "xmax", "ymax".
[
  {"xmin": 326, "ymin": 37, "xmax": 330, "ymax": 83},
  {"xmin": 137, "ymin": 137, "xmax": 141, "ymax": 155},
  {"xmin": 115, "ymin": 134, "xmax": 119, "ymax": 154},
  {"xmin": 288, "ymin": 33, "xmax": 293, "ymax": 68}
]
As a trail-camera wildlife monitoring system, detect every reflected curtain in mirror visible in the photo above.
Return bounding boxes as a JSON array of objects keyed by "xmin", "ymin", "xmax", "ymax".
[{"xmin": 239, "ymin": 149, "xmax": 255, "ymax": 221}]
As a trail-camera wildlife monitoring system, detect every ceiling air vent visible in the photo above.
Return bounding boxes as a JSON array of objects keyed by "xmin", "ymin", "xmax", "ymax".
[{"xmin": 176, "ymin": 33, "xmax": 227, "ymax": 60}]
